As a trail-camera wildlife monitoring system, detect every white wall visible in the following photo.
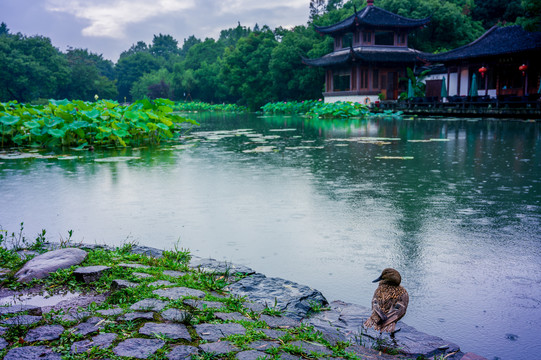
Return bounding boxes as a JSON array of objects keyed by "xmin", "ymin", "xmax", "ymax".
[
  {"xmin": 459, "ymin": 68, "xmax": 469, "ymax": 96},
  {"xmin": 324, "ymin": 95, "xmax": 379, "ymax": 104}
]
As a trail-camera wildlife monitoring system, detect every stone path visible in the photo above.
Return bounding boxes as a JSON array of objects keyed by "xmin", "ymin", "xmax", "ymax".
[{"xmin": 0, "ymin": 246, "xmax": 485, "ymax": 360}]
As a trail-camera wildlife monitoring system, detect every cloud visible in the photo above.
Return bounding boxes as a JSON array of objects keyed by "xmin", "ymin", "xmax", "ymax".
[{"xmin": 45, "ymin": 0, "xmax": 195, "ymax": 38}]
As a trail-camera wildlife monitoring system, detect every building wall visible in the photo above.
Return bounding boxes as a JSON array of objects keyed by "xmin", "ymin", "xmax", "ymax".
[{"xmin": 324, "ymin": 94, "xmax": 380, "ymax": 104}]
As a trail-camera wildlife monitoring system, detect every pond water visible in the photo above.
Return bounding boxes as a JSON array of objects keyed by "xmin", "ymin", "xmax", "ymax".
[{"xmin": 1, "ymin": 112, "xmax": 540, "ymax": 359}]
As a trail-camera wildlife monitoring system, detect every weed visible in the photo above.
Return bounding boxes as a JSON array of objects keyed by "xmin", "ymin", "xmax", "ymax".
[
  {"xmin": 307, "ymin": 299, "xmax": 329, "ymax": 315},
  {"xmin": 262, "ymin": 299, "xmax": 282, "ymax": 316}
]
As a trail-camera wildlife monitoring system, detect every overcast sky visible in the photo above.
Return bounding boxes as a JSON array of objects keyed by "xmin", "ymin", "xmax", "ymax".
[{"xmin": 1, "ymin": 0, "xmax": 311, "ymax": 62}]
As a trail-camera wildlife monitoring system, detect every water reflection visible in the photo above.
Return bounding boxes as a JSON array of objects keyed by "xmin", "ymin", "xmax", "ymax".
[{"xmin": 1, "ymin": 113, "xmax": 540, "ymax": 360}]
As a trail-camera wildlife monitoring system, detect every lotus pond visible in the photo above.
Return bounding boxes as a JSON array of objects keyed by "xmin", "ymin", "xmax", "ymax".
[{"xmin": 1, "ymin": 112, "xmax": 540, "ymax": 360}]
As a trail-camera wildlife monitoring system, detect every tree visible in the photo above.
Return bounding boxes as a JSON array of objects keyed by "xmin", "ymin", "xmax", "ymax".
[
  {"xmin": 472, "ymin": 0, "xmax": 524, "ymax": 28},
  {"xmin": 516, "ymin": 0, "xmax": 541, "ymax": 32},
  {"xmin": 179, "ymin": 35, "xmax": 201, "ymax": 57},
  {"xmin": 0, "ymin": 32, "xmax": 69, "ymax": 102},
  {"xmin": 130, "ymin": 68, "xmax": 173, "ymax": 100},
  {"xmin": 0, "ymin": 22, "xmax": 9, "ymax": 36},
  {"xmin": 149, "ymin": 34, "xmax": 179, "ymax": 59},
  {"xmin": 119, "ymin": 41, "xmax": 149, "ymax": 59},
  {"xmin": 115, "ymin": 51, "xmax": 162, "ymax": 101}
]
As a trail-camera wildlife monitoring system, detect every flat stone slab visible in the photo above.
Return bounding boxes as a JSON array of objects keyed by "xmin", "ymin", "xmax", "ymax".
[
  {"xmin": 113, "ymin": 338, "xmax": 165, "ymax": 359},
  {"xmin": 15, "ymin": 248, "xmax": 87, "ymax": 283},
  {"xmin": 120, "ymin": 312, "xmax": 155, "ymax": 321},
  {"xmin": 195, "ymin": 323, "xmax": 246, "ymax": 341},
  {"xmin": 2, "ymin": 315, "xmax": 42, "ymax": 326},
  {"xmin": 184, "ymin": 299, "xmax": 224, "ymax": 310},
  {"xmin": 199, "ymin": 341, "xmax": 239, "ymax": 354},
  {"xmin": 4, "ymin": 345, "xmax": 62, "ymax": 360},
  {"xmin": 290, "ymin": 340, "xmax": 333, "ymax": 356},
  {"xmin": 0, "ymin": 338, "xmax": 7, "ymax": 350},
  {"xmin": 150, "ymin": 280, "xmax": 175, "ymax": 287},
  {"xmin": 130, "ymin": 298, "xmax": 168, "ymax": 311},
  {"xmin": 71, "ymin": 333, "xmax": 117, "ymax": 353},
  {"xmin": 190, "ymin": 256, "xmax": 255, "ymax": 276},
  {"xmin": 96, "ymin": 307, "xmax": 124, "ymax": 316},
  {"xmin": 133, "ymin": 272, "xmax": 153, "ymax": 278},
  {"xmin": 305, "ymin": 300, "xmax": 461, "ymax": 359},
  {"xmin": 259, "ymin": 314, "xmax": 300, "ymax": 329},
  {"xmin": 72, "ymin": 317, "xmax": 104, "ymax": 336},
  {"xmin": 112, "ymin": 279, "xmax": 139, "ymax": 289},
  {"xmin": 248, "ymin": 340, "xmax": 280, "ymax": 351},
  {"xmin": 214, "ymin": 312, "xmax": 252, "ymax": 322},
  {"xmin": 277, "ymin": 352, "xmax": 301, "ymax": 360},
  {"xmin": 0, "ymin": 304, "xmax": 41, "ymax": 316},
  {"xmin": 153, "ymin": 287, "xmax": 205, "ymax": 300},
  {"xmin": 260, "ymin": 328, "xmax": 287, "ymax": 339},
  {"xmin": 56, "ymin": 311, "xmax": 91, "ymax": 322},
  {"xmin": 161, "ymin": 308, "xmax": 190, "ymax": 322},
  {"xmin": 118, "ymin": 263, "xmax": 151, "ymax": 269},
  {"xmin": 73, "ymin": 265, "xmax": 110, "ymax": 283},
  {"xmin": 163, "ymin": 270, "xmax": 186, "ymax": 277},
  {"xmin": 24, "ymin": 325, "xmax": 64, "ymax": 342},
  {"xmin": 236, "ymin": 350, "xmax": 268, "ymax": 360},
  {"xmin": 139, "ymin": 322, "xmax": 192, "ymax": 340},
  {"xmin": 167, "ymin": 345, "xmax": 199, "ymax": 360},
  {"xmin": 226, "ymin": 273, "xmax": 328, "ymax": 320}
]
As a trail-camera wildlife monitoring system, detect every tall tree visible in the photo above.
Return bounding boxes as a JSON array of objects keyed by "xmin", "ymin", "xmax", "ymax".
[
  {"xmin": 115, "ymin": 52, "xmax": 162, "ymax": 101},
  {"xmin": 516, "ymin": 0, "xmax": 541, "ymax": 31},
  {"xmin": 149, "ymin": 33, "xmax": 179, "ymax": 59}
]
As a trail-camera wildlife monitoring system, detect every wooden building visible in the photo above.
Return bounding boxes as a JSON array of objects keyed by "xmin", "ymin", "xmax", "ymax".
[
  {"xmin": 425, "ymin": 25, "xmax": 541, "ymax": 100},
  {"xmin": 303, "ymin": 0, "xmax": 429, "ymax": 103}
]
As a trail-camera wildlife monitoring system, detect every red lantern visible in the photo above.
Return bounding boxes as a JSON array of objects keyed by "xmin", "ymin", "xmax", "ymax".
[
  {"xmin": 519, "ymin": 64, "xmax": 528, "ymax": 76},
  {"xmin": 478, "ymin": 66, "xmax": 487, "ymax": 78}
]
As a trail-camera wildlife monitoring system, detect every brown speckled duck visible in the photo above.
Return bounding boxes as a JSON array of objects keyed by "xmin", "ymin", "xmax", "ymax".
[{"xmin": 364, "ymin": 268, "xmax": 409, "ymax": 335}]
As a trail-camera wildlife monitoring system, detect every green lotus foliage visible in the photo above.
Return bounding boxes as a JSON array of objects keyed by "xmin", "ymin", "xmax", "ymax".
[
  {"xmin": 0, "ymin": 99, "xmax": 198, "ymax": 148},
  {"xmin": 261, "ymin": 100, "xmax": 372, "ymax": 118},
  {"xmin": 173, "ymin": 101, "xmax": 248, "ymax": 113}
]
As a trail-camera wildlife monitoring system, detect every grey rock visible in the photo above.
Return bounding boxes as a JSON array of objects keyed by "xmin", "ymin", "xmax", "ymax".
[
  {"xmin": 97, "ymin": 308, "xmax": 124, "ymax": 316},
  {"xmin": 130, "ymin": 298, "xmax": 168, "ymax": 311},
  {"xmin": 16, "ymin": 250, "xmax": 39, "ymax": 260},
  {"xmin": 0, "ymin": 304, "xmax": 41, "ymax": 316},
  {"xmin": 131, "ymin": 245, "xmax": 164, "ymax": 258},
  {"xmin": 4, "ymin": 345, "xmax": 62, "ymax": 360},
  {"xmin": 289, "ymin": 340, "xmax": 333, "ymax": 356},
  {"xmin": 118, "ymin": 263, "xmax": 151, "ymax": 269},
  {"xmin": 195, "ymin": 323, "xmax": 246, "ymax": 341},
  {"xmin": 259, "ymin": 314, "xmax": 300, "ymax": 329},
  {"xmin": 0, "ymin": 337, "xmax": 7, "ymax": 350},
  {"xmin": 71, "ymin": 333, "xmax": 118, "ymax": 353},
  {"xmin": 150, "ymin": 280, "xmax": 175, "ymax": 287},
  {"xmin": 120, "ymin": 311, "xmax": 155, "ymax": 321},
  {"xmin": 73, "ymin": 265, "xmax": 110, "ymax": 283},
  {"xmin": 243, "ymin": 302, "xmax": 266, "ymax": 313},
  {"xmin": 199, "ymin": 341, "xmax": 239, "ymax": 354},
  {"xmin": 2, "ymin": 315, "xmax": 42, "ymax": 326},
  {"xmin": 161, "ymin": 308, "xmax": 190, "ymax": 322},
  {"xmin": 190, "ymin": 256, "xmax": 255, "ymax": 276},
  {"xmin": 277, "ymin": 352, "xmax": 301, "ymax": 360},
  {"xmin": 56, "ymin": 311, "xmax": 91, "ymax": 322},
  {"xmin": 214, "ymin": 312, "xmax": 252, "ymax": 322},
  {"xmin": 226, "ymin": 273, "xmax": 328, "ymax": 320},
  {"xmin": 24, "ymin": 325, "xmax": 64, "ymax": 342},
  {"xmin": 163, "ymin": 270, "xmax": 186, "ymax": 277},
  {"xmin": 305, "ymin": 300, "xmax": 461, "ymax": 359},
  {"xmin": 0, "ymin": 267, "xmax": 11, "ymax": 277},
  {"xmin": 133, "ymin": 272, "xmax": 153, "ymax": 278},
  {"xmin": 260, "ymin": 328, "xmax": 287, "ymax": 339},
  {"xmin": 248, "ymin": 340, "xmax": 280, "ymax": 351},
  {"xmin": 236, "ymin": 350, "xmax": 268, "ymax": 360},
  {"xmin": 139, "ymin": 322, "xmax": 192, "ymax": 340},
  {"xmin": 167, "ymin": 345, "xmax": 199, "ymax": 360},
  {"xmin": 113, "ymin": 338, "xmax": 165, "ymax": 359},
  {"xmin": 0, "ymin": 327, "xmax": 5, "ymax": 336},
  {"xmin": 153, "ymin": 287, "xmax": 205, "ymax": 300},
  {"xmin": 111, "ymin": 279, "xmax": 139, "ymax": 289},
  {"xmin": 15, "ymin": 248, "xmax": 87, "ymax": 283},
  {"xmin": 184, "ymin": 299, "xmax": 224, "ymax": 310},
  {"xmin": 73, "ymin": 317, "xmax": 104, "ymax": 336}
]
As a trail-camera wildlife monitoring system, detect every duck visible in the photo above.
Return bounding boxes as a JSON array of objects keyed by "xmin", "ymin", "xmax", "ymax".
[{"xmin": 364, "ymin": 268, "xmax": 409, "ymax": 335}]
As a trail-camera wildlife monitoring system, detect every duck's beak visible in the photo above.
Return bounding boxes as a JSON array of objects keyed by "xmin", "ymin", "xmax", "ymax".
[{"xmin": 372, "ymin": 275, "xmax": 382, "ymax": 283}]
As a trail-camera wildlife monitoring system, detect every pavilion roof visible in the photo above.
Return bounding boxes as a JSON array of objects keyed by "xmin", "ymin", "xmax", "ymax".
[
  {"xmin": 427, "ymin": 25, "xmax": 541, "ymax": 63},
  {"xmin": 314, "ymin": 6, "xmax": 430, "ymax": 35},
  {"xmin": 302, "ymin": 46, "xmax": 427, "ymax": 67}
]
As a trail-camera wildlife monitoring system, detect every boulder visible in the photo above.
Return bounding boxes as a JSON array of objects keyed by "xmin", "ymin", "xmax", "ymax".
[
  {"xmin": 73, "ymin": 265, "xmax": 110, "ymax": 283},
  {"xmin": 15, "ymin": 248, "xmax": 87, "ymax": 283},
  {"xmin": 226, "ymin": 273, "xmax": 328, "ymax": 320}
]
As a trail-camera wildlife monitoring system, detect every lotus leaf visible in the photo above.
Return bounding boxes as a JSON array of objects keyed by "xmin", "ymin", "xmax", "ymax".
[
  {"xmin": 48, "ymin": 128, "xmax": 66, "ymax": 138},
  {"xmin": 0, "ymin": 115, "xmax": 20, "ymax": 126}
]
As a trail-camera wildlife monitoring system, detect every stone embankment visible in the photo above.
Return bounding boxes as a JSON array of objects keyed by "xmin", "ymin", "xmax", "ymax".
[{"xmin": 0, "ymin": 244, "xmax": 487, "ymax": 360}]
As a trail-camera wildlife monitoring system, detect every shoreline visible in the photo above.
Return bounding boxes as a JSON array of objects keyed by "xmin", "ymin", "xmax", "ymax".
[{"xmin": 0, "ymin": 242, "xmax": 486, "ymax": 360}]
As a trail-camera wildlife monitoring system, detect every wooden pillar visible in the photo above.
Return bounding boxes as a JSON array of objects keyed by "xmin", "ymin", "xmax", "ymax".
[
  {"xmin": 457, "ymin": 65, "xmax": 461, "ymax": 96},
  {"xmin": 447, "ymin": 68, "xmax": 450, "ymax": 96}
]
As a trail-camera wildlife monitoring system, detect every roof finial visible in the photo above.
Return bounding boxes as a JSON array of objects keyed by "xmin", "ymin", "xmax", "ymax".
[{"xmin": 367, "ymin": 0, "xmax": 374, "ymax": 6}]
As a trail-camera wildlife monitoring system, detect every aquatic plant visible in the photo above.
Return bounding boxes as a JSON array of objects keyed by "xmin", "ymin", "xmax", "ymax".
[
  {"xmin": 0, "ymin": 98, "xmax": 198, "ymax": 148},
  {"xmin": 261, "ymin": 100, "xmax": 372, "ymax": 118},
  {"xmin": 173, "ymin": 101, "xmax": 248, "ymax": 113}
]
